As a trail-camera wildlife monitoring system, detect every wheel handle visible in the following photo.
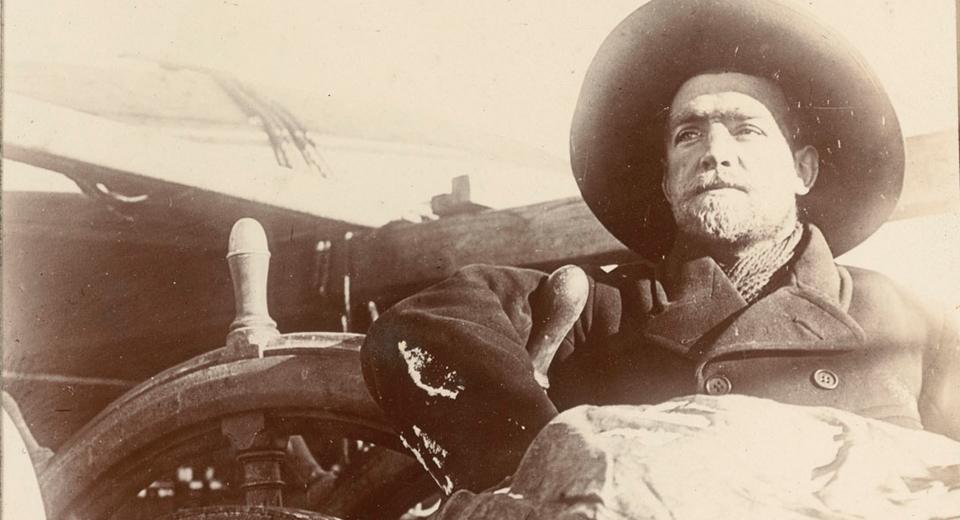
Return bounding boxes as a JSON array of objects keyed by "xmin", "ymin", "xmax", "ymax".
[{"xmin": 226, "ymin": 218, "xmax": 280, "ymax": 352}]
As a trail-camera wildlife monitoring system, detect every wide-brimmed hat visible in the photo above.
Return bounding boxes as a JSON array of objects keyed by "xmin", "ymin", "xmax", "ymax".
[{"xmin": 571, "ymin": 0, "xmax": 904, "ymax": 260}]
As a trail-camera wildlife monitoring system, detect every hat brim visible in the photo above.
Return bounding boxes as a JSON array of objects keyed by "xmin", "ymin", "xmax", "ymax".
[{"xmin": 571, "ymin": 0, "xmax": 904, "ymax": 260}]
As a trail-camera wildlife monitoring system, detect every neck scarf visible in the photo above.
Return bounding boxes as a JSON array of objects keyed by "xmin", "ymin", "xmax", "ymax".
[{"xmin": 722, "ymin": 223, "xmax": 804, "ymax": 303}]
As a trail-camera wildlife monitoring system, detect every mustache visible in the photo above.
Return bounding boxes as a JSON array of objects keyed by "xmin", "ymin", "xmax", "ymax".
[{"xmin": 687, "ymin": 175, "xmax": 750, "ymax": 197}]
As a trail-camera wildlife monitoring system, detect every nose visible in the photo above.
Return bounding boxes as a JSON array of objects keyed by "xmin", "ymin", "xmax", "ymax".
[{"xmin": 699, "ymin": 124, "xmax": 736, "ymax": 171}]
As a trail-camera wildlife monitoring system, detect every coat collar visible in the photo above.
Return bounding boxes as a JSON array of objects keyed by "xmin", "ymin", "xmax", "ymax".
[{"xmin": 642, "ymin": 224, "xmax": 865, "ymax": 359}]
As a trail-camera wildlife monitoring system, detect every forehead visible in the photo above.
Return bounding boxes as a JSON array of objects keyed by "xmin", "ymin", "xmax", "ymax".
[{"xmin": 668, "ymin": 72, "xmax": 790, "ymax": 126}]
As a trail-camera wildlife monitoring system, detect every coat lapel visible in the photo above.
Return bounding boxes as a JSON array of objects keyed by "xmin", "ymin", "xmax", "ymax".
[
  {"xmin": 641, "ymin": 225, "xmax": 866, "ymax": 359},
  {"xmin": 641, "ymin": 252, "xmax": 747, "ymax": 356}
]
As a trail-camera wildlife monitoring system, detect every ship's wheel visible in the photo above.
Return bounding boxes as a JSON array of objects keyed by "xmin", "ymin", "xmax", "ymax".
[{"xmin": 38, "ymin": 219, "xmax": 436, "ymax": 520}]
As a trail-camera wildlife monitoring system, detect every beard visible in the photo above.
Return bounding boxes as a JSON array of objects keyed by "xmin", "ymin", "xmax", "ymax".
[{"xmin": 671, "ymin": 189, "xmax": 797, "ymax": 245}]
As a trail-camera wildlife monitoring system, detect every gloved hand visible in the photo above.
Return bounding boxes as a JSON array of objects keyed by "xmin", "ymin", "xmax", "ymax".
[{"xmin": 526, "ymin": 265, "xmax": 589, "ymax": 390}]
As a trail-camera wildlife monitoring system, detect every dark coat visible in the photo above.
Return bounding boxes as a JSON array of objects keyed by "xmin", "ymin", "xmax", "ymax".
[{"xmin": 361, "ymin": 224, "xmax": 959, "ymax": 491}]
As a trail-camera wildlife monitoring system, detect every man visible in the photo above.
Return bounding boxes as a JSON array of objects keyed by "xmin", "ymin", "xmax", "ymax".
[{"xmin": 361, "ymin": 0, "xmax": 959, "ymax": 495}]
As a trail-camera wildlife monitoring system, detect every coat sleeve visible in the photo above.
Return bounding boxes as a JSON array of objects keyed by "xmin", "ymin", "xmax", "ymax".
[
  {"xmin": 919, "ymin": 308, "xmax": 960, "ymax": 441},
  {"xmin": 363, "ymin": 264, "xmax": 558, "ymax": 407},
  {"xmin": 359, "ymin": 263, "xmax": 594, "ymax": 491}
]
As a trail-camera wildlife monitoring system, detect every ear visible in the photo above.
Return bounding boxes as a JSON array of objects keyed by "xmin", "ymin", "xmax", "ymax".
[{"xmin": 793, "ymin": 145, "xmax": 819, "ymax": 195}]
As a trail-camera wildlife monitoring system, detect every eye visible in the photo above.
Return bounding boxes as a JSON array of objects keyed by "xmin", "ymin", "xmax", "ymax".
[
  {"xmin": 735, "ymin": 125, "xmax": 766, "ymax": 137},
  {"xmin": 673, "ymin": 128, "xmax": 701, "ymax": 145}
]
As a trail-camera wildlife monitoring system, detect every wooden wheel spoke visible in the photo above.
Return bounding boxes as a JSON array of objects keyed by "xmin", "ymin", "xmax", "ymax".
[
  {"xmin": 221, "ymin": 413, "xmax": 288, "ymax": 507},
  {"xmin": 309, "ymin": 446, "xmax": 429, "ymax": 518}
]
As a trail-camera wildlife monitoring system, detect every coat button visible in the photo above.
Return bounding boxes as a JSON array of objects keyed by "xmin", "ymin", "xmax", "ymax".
[
  {"xmin": 811, "ymin": 369, "xmax": 839, "ymax": 390},
  {"xmin": 704, "ymin": 375, "xmax": 732, "ymax": 395}
]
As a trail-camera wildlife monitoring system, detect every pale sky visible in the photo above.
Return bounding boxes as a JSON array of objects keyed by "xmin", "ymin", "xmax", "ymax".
[{"xmin": 5, "ymin": 0, "xmax": 958, "ymax": 159}]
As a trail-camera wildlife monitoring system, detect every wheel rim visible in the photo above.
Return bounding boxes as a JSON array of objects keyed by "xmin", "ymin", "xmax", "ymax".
[{"xmin": 40, "ymin": 335, "xmax": 435, "ymax": 520}]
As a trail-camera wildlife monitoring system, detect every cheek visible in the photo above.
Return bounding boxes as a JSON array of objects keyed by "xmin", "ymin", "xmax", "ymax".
[
  {"xmin": 662, "ymin": 169, "xmax": 685, "ymax": 202},
  {"xmin": 664, "ymin": 154, "xmax": 697, "ymax": 199},
  {"xmin": 743, "ymin": 148, "xmax": 801, "ymax": 189}
]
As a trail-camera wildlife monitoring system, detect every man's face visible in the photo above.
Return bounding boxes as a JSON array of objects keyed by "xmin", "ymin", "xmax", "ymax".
[{"xmin": 663, "ymin": 72, "xmax": 817, "ymax": 246}]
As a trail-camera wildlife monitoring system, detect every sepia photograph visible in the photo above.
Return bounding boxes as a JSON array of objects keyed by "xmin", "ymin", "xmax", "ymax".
[{"xmin": 2, "ymin": 1, "xmax": 959, "ymax": 518}]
